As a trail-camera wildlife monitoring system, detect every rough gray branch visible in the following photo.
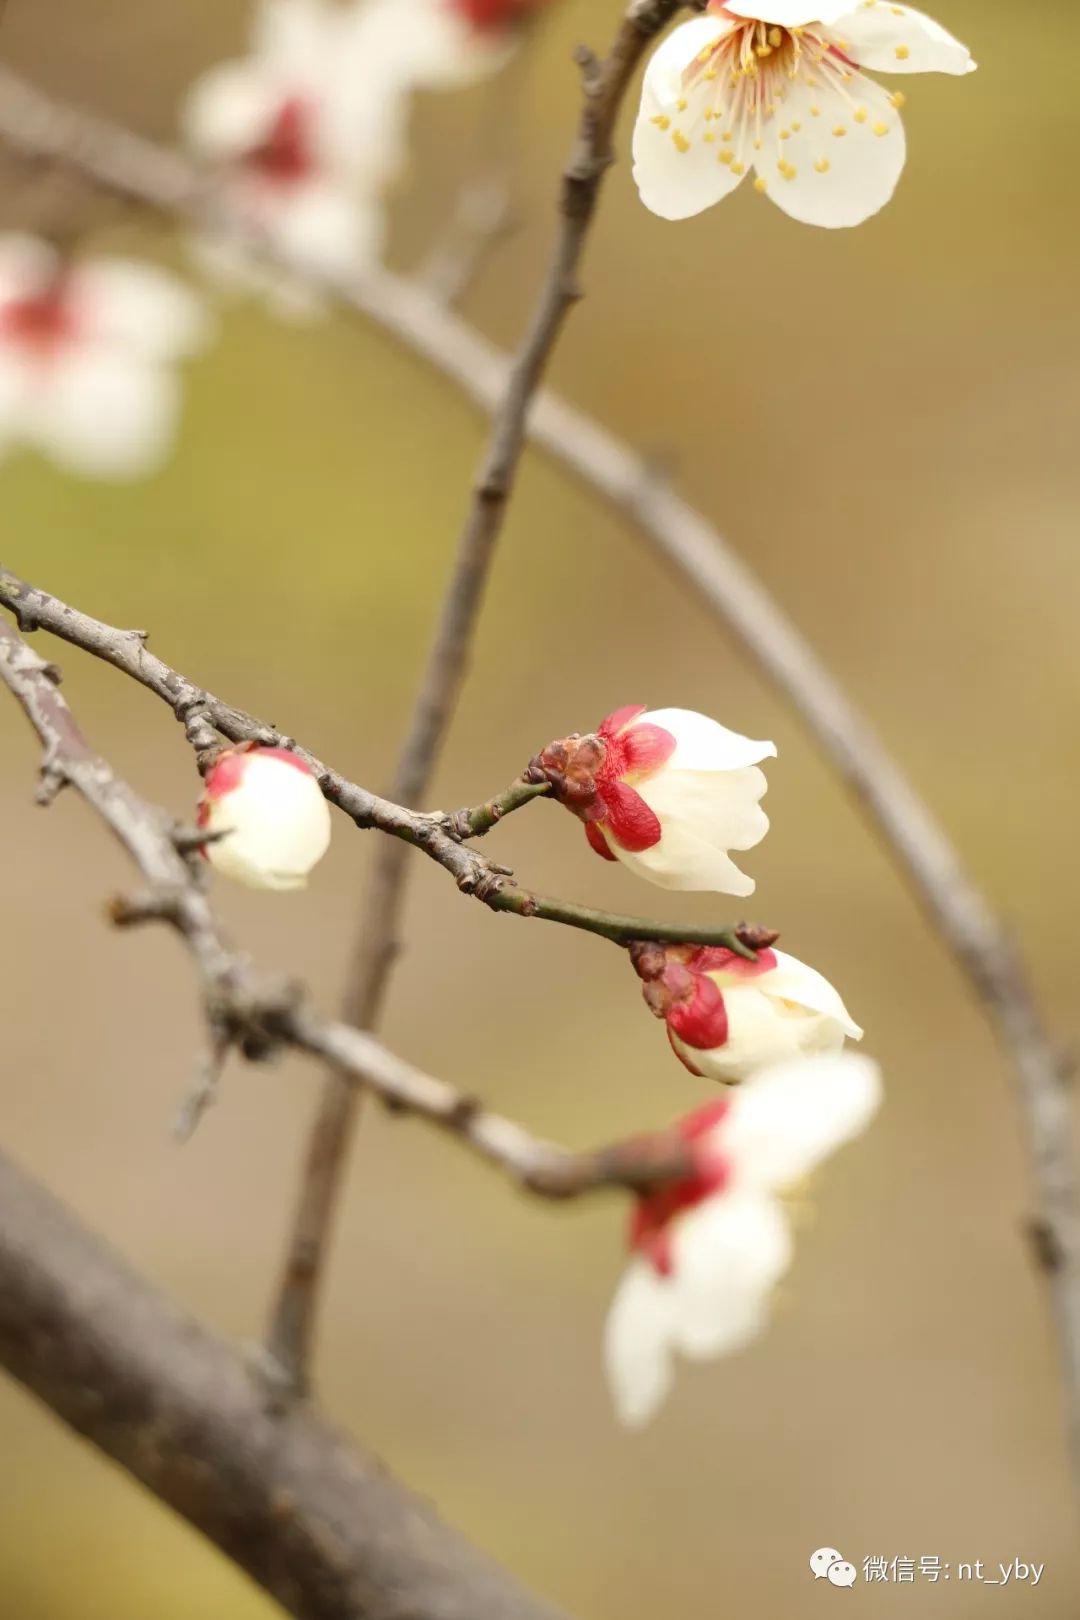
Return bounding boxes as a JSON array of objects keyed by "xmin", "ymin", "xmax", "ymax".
[
  {"xmin": 0, "ymin": 32, "xmax": 1077, "ymax": 1480},
  {"xmin": 0, "ymin": 613, "xmax": 696, "ymax": 1202},
  {"xmin": 263, "ymin": 0, "xmax": 687, "ymax": 1394},
  {"xmin": 0, "ymin": 1145, "xmax": 572, "ymax": 1620}
]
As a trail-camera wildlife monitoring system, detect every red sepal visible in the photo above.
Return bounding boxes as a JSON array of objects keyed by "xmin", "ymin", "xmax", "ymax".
[
  {"xmin": 666, "ymin": 970, "xmax": 729, "ymax": 1051},
  {"xmin": 619, "ymin": 722, "xmax": 676, "ymax": 776},
  {"xmin": 599, "ymin": 704, "xmax": 647, "ymax": 739},
  {"xmin": 667, "ymin": 1023, "xmax": 706, "ymax": 1077},
  {"xmin": 690, "ymin": 945, "xmax": 777, "ymax": 978},
  {"xmin": 584, "ymin": 820, "xmax": 617, "ymax": 861},
  {"xmin": 602, "ymin": 780, "xmax": 662, "ymax": 853}
]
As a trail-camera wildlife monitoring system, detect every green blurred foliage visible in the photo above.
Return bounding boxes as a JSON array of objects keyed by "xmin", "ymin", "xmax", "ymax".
[{"xmin": 1, "ymin": 0, "xmax": 1079, "ymax": 1615}]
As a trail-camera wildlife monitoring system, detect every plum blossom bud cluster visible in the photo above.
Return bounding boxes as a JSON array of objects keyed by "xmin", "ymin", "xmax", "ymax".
[{"xmin": 526, "ymin": 699, "xmax": 877, "ymax": 1421}]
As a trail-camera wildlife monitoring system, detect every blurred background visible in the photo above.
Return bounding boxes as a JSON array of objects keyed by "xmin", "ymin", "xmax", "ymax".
[{"xmin": 2, "ymin": 0, "xmax": 1079, "ymax": 1614}]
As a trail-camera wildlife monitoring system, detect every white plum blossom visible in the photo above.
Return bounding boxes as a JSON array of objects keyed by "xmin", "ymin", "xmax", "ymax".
[
  {"xmin": 530, "ymin": 705, "xmax": 775, "ymax": 896},
  {"xmin": 604, "ymin": 1051, "xmax": 882, "ymax": 1426},
  {"xmin": 182, "ymin": 0, "xmax": 404, "ymax": 306},
  {"xmin": 633, "ymin": 939, "xmax": 862, "ymax": 1082},
  {"xmin": 633, "ymin": 1, "xmax": 975, "ymax": 229},
  {"xmin": 198, "ymin": 746, "xmax": 332, "ymax": 890},
  {"xmin": 350, "ymin": 0, "xmax": 551, "ymax": 92},
  {"xmin": 0, "ymin": 234, "xmax": 208, "ymax": 479}
]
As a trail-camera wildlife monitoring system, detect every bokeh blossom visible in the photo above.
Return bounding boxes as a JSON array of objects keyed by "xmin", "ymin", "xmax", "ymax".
[
  {"xmin": 604, "ymin": 1052, "xmax": 881, "ymax": 1426},
  {"xmin": 0, "ymin": 234, "xmax": 207, "ymax": 479}
]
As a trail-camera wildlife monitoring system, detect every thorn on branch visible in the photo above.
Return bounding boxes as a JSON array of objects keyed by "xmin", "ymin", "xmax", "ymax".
[{"xmin": 172, "ymin": 1030, "xmax": 230, "ymax": 1143}]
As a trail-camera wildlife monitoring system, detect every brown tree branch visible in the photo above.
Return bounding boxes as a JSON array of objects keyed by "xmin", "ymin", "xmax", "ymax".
[
  {"xmin": 0, "ymin": 48, "xmax": 1077, "ymax": 1477},
  {"xmin": 0, "ymin": 1145, "xmax": 574, "ymax": 1620},
  {"xmin": 0, "ymin": 612, "xmax": 699, "ymax": 1201},
  {"xmin": 262, "ymin": 0, "xmax": 685, "ymax": 1394},
  {"xmin": 0, "ymin": 567, "xmax": 756, "ymax": 955}
]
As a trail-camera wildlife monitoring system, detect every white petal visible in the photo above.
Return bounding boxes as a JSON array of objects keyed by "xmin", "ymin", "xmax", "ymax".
[
  {"xmin": 352, "ymin": 0, "xmax": 515, "ymax": 90},
  {"xmin": 0, "ymin": 350, "xmax": 32, "ymax": 448},
  {"xmin": 182, "ymin": 62, "xmax": 282, "ymax": 159},
  {"xmin": 27, "ymin": 349, "xmax": 179, "ymax": 479},
  {"xmin": 668, "ymin": 1192, "xmax": 792, "ymax": 1357},
  {"xmin": 721, "ymin": 1052, "xmax": 883, "ymax": 1189},
  {"xmin": 632, "ymin": 19, "xmax": 747, "ymax": 222},
  {"xmin": 0, "ymin": 232, "xmax": 58, "ymax": 303},
  {"xmin": 603, "ymin": 1260, "xmax": 676, "ymax": 1428},
  {"xmin": 727, "ymin": 0, "xmax": 852, "ymax": 24},
  {"xmin": 72, "ymin": 260, "xmax": 210, "ymax": 359},
  {"xmin": 752, "ymin": 71, "xmax": 905, "ymax": 228},
  {"xmin": 674, "ymin": 984, "xmax": 821, "ymax": 1079},
  {"xmin": 834, "ymin": 2, "xmax": 975, "ymax": 75},
  {"xmin": 628, "ymin": 765, "xmax": 770, "ymax": 893},
  {"xmin": 758, "ymin": 948, "xmax": 863, "ymax": 1038},
  {"xmin": 637, "ymin": 709, "xmax": 776, "ymax": 772},
  {"xmin": 205, "ymin": 752, "xmax": 332, "ymax": 890},
  {"xmin": 271, "ymin": 182, "xmax": 386, "ymax": 278},
  {"xmin": 613, "ymin": 827, "xmax": 759, "ymax": 896},
  {"xmin": 253, "ymin": 0, "xmax": 341, "ymax": 80}
]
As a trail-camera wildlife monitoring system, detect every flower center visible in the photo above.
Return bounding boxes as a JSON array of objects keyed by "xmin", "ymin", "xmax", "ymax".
[{"xmin": 244, "ymin": 98, "xmax": 316, "ymax": 186}]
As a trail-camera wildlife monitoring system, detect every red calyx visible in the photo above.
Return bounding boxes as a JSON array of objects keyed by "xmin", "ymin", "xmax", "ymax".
[
  {"xmin": 204, "ymin": 744, "xmax": 313, "ymax": 801},
  {"xmin": 527, "ymin": 705, "xmax": 675, "ymax": 861},
  {"xmin": 245, "ymin": 98, "xmax": 316, "ymax": 186},
  {"xmin": 453, "ymin": 0, "xmax": 553, "ymax": 33},
  {"xmin": 1, "ymin": 281, "xmax": 79, "ymax": 356},
  {"xmin": 630, "ymin": 1099, "xmax": 730, "ymax": 1276},
  {"xmin": 631, "ymin": 942, "xmax": 778, "ymax": 1055}
]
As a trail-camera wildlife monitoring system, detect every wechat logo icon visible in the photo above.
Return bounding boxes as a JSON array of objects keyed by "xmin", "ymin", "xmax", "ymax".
[{"xmin": 810, "ymin": 1549, "xmax": 857, "ymax": 1587}]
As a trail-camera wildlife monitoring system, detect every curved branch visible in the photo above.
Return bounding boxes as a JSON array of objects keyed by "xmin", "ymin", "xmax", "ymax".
[
  {"xmin": 0, "ymin": 613, "xmax": 700, "ymax": 1199},
  {"xmin": 0, "ymin": 567, "xmax": 755, "ymax": 956},
  {"xmin": 0, "ymin": 58, "xmax": 1077, "ymax": 1478},
  {"xmin": 0, "ymin": 1146, "xmax": 572, "ymax": 1620}
]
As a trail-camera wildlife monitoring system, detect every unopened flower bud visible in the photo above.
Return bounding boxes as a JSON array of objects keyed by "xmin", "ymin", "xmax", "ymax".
[
  {"xmin": 532, "ymin": 705, "xmax": 775, "ymax": 896},
  {"xmin": 197, "ymin": 745, "xmax": 331, "ymax": 891}
]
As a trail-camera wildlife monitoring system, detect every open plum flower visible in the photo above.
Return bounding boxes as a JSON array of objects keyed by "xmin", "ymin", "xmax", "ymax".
[
  {"xmin": 528, "ymin": 705, "xmax": 775, "ymax": 895},
  {"xmin": 0, "ymin": 234, "xmax": 207, "ymax": 479},
  {"xmin": 351, "ymin": 0, "xmax": 555, "ymax": 91},
  {"xmin": 182, "ymin": 0, "xmax": 403, "ymax": 304},
  {"xmin": 632, "ymin": 939, "xmax": 862, "ymax": 1082},
  {"xmin": 198, "ymin": 745, "xmax": 332, "ymax": 891},
  {"xmin": 604, "ymin": 1051, "xmax": 882, "ymax": 1427},
  {"xmin": 632, "ymin": 1, "xmax": 975, "ymax": 228}
]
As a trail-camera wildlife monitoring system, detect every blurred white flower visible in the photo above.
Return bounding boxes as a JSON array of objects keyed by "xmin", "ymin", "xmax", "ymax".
[
  {"xmin": 634, "ymin": 940, "xmax": 862, "ymax": 1082},
  {"xmin": 0, "ymin": 234, "xmax": 207, "ymax": 479},
  {"xmin": 183, "ymin": 0, "xmax": 404, "ymax": 307},
  {"xmin": 530, "ymin": 704, "xmax": 774, "ymax": 896},
  {"xmin": 633, "ymin": 1, "xmax": 975, "ymax": 229},
  {"xmin": 604, "ymin": 1052, "xmax": 882, "ymax": 1426},
  {"xmin": 198, "ymin": 746, "xmax": 332, "ymax": 891},
  {"xmin": 349, "ymin": 0, "xmax": 550, "ymax": 91}
]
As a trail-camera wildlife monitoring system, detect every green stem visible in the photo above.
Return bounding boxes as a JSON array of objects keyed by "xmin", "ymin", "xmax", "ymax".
[{"xmin": 488, "ymin": 886, "xmax": 757, "ymax": 956}]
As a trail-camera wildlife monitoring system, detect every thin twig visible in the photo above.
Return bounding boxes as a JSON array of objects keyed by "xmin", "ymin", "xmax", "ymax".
[
  {"xmin": 0, "ymin": 614, "xmax": 696, "ymax": 1199},
  {"xmin": 1, "ymin": 61, "xmax": 1077, "ymax": 1478},
  {"xmin": 263, "ymin": 0, "xmax": 686, "ymax": 1394},
  {"xmin": 0, "ymin": 567, "xmax": 755, "ymax": 955}
]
